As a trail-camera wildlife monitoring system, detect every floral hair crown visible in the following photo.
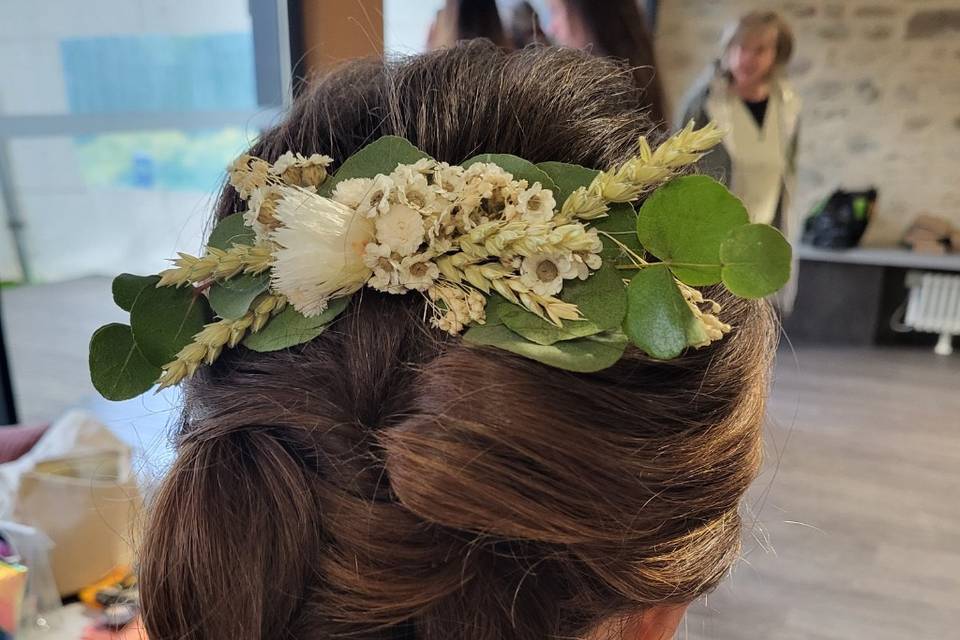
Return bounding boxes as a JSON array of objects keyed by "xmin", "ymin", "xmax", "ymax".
[{"xmin": 89, "ymin": 122, "xmax": 791, "ymax": 401}]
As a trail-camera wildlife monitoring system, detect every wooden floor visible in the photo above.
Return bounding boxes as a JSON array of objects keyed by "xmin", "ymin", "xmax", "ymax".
[
  {"xmin": 685, "ymin": 345, "xmax": 960, "ymax": 640},
  {"xmin": 5, "ymin": 280, "xmax": 960, "ymax": 638}
]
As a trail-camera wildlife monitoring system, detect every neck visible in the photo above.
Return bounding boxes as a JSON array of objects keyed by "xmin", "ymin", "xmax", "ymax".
[{"xmin": 733, "ymin": 79, "xmax": 771, "ymax": 102}]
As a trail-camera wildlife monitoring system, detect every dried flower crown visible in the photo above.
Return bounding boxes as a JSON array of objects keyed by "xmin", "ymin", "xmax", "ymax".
[{"xmin": 89, "ymin": 123, "xmax": 792, "ymax": 401}]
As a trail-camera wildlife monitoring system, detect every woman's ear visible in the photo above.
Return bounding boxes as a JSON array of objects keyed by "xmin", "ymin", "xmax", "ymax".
[{"xmin": 587, "ymin": 604, "xmax": 689, "ymax": 640}]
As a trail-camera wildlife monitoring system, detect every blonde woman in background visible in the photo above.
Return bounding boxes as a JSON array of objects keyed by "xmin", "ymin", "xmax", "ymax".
[{"xmin": 677, "ymin": 11, "xmax": 801, "ymax": 237}]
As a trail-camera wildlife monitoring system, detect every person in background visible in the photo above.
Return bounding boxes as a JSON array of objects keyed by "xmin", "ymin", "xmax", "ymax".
[
  {"xmin": 507, "ymin": 1, "xmax": 550, "ymax": 49},
  {"xmin": 427, "ymin": 0, "xmax": 510, "ymax": 50},
  {"xmin": 677, "ymin": 10, "xmax": 801, "ymax": 235},
  {"xmin": 545, "ymin": 0, "xmax": 667, "ymax": 126}
]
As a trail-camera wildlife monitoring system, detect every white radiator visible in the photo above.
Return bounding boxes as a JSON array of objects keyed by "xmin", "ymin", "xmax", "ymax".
[{"xmin": 904, "ymin": 271, "xmax": 960, "ymax": 355}]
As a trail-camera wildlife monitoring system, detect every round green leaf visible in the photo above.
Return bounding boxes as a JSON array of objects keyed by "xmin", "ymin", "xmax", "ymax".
[
  {"xmin": 624, "ymin": 264, "xmax": 693, "ymax": 360},
  {"xmin": 208, "ymin": 212, "xmax": 256, "ymax": 250},
  {"xmin": 636, "ymin": 175, "xmax": 749, "ymax": 286},
  {"xmin": 208, "ymin": 273, "xmax": 270, "ymax": 320},
  {"xmin": 463, "ymin": 324, "xmax": 627, "ymax": 373},
  {"xmin": 242, "ymin": 297, "xmax": 350, "ymax": 352},
  {"xmin": 592, "ymin": 203, "xmax": 644, "ymax": 262},
  {"xmin": 112, "ymin": 274, "xmax": 160, "ymax": 312},
  {"xmin": 536, "ymin": 161, "xmax": 598, "ymax": 209},
  {"xmin": 130, "ymin": 285, "xmax": 212, "ymax": 368},
  {"xmin": 719, "ymin": 223, "xmax": 792, "ymax": 298},
  {"xmin": 500, "ymin": 264, "xmax": 627, "ymax": 345},
  {"xmin": 89, "ymin": 323, "xmax": 160, "ymax": 401},
  {"xmin": 319, "ymin": 136, "xmax": 430, "ymax": 196},
  {"xmin": 463, "ymin": 153, "xmax": 558, "ymax": 194}
]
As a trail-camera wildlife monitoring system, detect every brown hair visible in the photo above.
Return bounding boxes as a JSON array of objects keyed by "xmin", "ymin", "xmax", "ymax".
[
  {"xmin": 139, "ymin": 42, "xmax": 776, "ymax": 640},
  {"xmin": 429, "ymin": 0, "xmax": 510, "ymax": 51},
  {"xmin": 555, "ymin": 0, "xmax": 667, "ymax": 127},
  {"xmin": 721, "ymin": 10, "xmax": 795, "ymax": 70}
]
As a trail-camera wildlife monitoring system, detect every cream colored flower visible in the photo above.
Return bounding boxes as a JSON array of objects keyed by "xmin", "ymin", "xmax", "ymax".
[
  {"xmin": 242, "ymin": 186, "xmax": 283, "ymax": 240},
  {"xmin": 270, "ymin": 187, "xmax": 374, "ymax": 316},
  {"xmin": 570, "ymin": 229, "xmax": 604, "ymax": 279},
  {"xmin": 433, "ymin": 162, "xmax": 466, "ymax": 194},
  {"xmin": 271, "ymin": 152, "xmax": 333, "ymax": 186},
  {"xmin": 332, "ymin": 177, "xmax": 373, "ymax": 209},
  {"xmin": 363, "ymin": 243, "xmax": 404, "ymax": 293},
  {"xmin": 398, "ymin": 172, "xmax": 434, "ymax": 211},
  {"xmin": 270, "ymin": 151, "xmax": 300, "ymax": 176},
  {"xmin": 375, "ymin": 203, "xmax": 426, "ymax": 256},
  {"xmin": 519, "ymin": 253, "xmax": 577, "ymax": 297},
  {"xmin": 391, "ymin": 158, "xmax": 436, "ymax": 185},
  {"xmin": 517, "ymin": 183, "xmax": 557, "ymax": 223},
  {"xmin": 358, "ymin": 174, "xmax": 394, "ymax": 218},
  {"xmin": 398, "ymin": 253, "xmax": 440, "ymax": 291},
  {"xmin": 228, "ymin": 155, "xmax": 270, "ymax": 200}
]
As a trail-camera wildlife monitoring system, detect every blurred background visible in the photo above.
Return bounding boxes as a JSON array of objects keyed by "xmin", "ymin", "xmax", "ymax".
[{"xmin": 0, "ymin": 1, "xmax": 958, "ymax": 638}]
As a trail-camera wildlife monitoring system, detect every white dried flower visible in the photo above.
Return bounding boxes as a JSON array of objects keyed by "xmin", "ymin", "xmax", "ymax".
[
  {"xmin": 375, "ymin": 203, "xmax": 426, "ymax": 256},
  {"xmin": 270, "ymin": 187, "xmax": 374, "ymax": 316},
  {"xmin": 332, "ymin": 177, "xmax": 373, "ymax": 209},
  {"xmin": 398, "ymin": 172, "xmax": 435, "ymax": 211},
  {"xmin": 391, "ymin": 158, "xmax": 436, "ymax": 185},
  {"xmin": 358, "ymin": 174, "xmax": 394, "ymax": 218},
  {"xmin": 570, "ymin": 229, "xmax": 604, "ymax": 279},
  {"xmin": 519, "ymin": 253, "xmax": 576, "ymax": 297},
  {"xmin": 364, "ymin": 243, "xmax": 405, "ymax": 293},
  {"xmin": 517, "ymin": 183, "xmax": 557, "ymax": 223},
  {"xmin": 398, "ymin": 253, "xmax": 440, "ymax": 291},
  {"xmin": 228, "ymin": 155, "xmax": 270, "ymax": 200},
  {"xmin": 434, "ymin": 162, "xmax": 466, "ymax": 194},
  {"xmin": 270, "ymin": 151, "xmax": 299, "ymax": 176}
]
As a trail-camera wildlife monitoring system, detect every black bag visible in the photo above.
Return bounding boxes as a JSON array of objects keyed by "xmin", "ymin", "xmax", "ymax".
[{"xmin": 802, "ymin": 188, "xmax": 877, "ymax": 248}]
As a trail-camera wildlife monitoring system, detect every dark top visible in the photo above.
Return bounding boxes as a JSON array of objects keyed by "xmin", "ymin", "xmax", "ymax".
[{"xmin": 743, "ymin": 97, "xmax": 769, "ymax": 127}]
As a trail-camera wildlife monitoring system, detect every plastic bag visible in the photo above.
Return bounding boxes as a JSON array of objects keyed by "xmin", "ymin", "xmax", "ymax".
[{"xmin": 802, "ymin": 188, "xmax": 877, "ymax": 248}]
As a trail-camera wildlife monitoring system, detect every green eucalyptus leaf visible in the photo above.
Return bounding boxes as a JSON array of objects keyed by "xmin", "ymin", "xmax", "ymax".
[
  {"xmin": 535, "ymin": 161, "xmax": 597, "ymax": 209},
  {"xmin": 480, "ymin": 293, "xmax": 510, "ymax": 327},
  {"xmin": 319, "ymin": 136, "xmax": 430, "ymax": 196},
  {"xmin": 130, "ymin": 285, "xmax": 212, "ymax": 368},
  {"xmin": 719, "ymin": 223, "xmax": 792, "ymax": 298},
  {"xmin": 463, "ymin": 323, "xmax": 627, "ymax": 373},
  {"xmin": 463, "ymin": 153, "xmax": 558, "ymax": 194},
  {"xmin": 241, "ymin": 297, "xmax": 350, "ymax": 352},
  {"xmin": 592, "ymin": 203, "xmax": 644, "ymax": 262},
  {"xmin": 636, "ymin": 175, "xmax": 749, "ymax": 286},
  {"xmin": 89, "ymin": 323, "xmax": 160, "ymax": 401},
  {"xmin": 112, "ymin": 274, "xmax": 160, "ymax": 312},
  {"xmin": 208, "ymin": 212, "xmax": 256, "ymax": 250},
  {"xmin": 208, "ymin": 273, "xmax": 270, "ymax": 320},
  {"xmin": 499, "ymin": 264, "xmax": 627, "ymax": 345},
  {"xmin": 624, "ymin": 264, "xmax": 692, "ymax": 360}
]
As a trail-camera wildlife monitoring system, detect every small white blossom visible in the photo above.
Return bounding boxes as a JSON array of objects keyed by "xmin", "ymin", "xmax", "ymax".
[
  {"xmin": 570, "ymin": 229, "xmax": 604, "ymax": 279},
  {"xmin": 358, "ymin": 174, "xmax": 394, "ymax": 218},
  {"xmin": 375, "ymin": 203, "xmax": 426, "ymax": 257},
  {"xmin": 518, "ymin": 183, "xmax": 557, "ymax": 223},
  {"xmin": 434, "ymin": 162, "xmax": 466, "ymax": 194},
  {"xmin": 398, "ymin": 173, "xmax": 435, "ymax": 211},
  {"xmin": 332, "ymin": 177, "xmax": 373, "ymax": 209},
  {"xmin": 398, "ymin": 253, "xmax": 440, "ymax": 291},
  {"xmin": 363, "ymin": 243, "xmax": 405, "ymax": 293},
  {"xmin": 519, "ymin": 253, "xmax": 577, "ymax": 296}
]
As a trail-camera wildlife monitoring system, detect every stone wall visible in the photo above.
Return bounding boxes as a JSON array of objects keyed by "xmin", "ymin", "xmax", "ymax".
[{"xmin": 655, "ymin": 0, "xmax": 960, "ymax": 245}]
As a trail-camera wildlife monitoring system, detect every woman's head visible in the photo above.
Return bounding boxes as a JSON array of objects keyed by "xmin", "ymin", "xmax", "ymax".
[
  {"xmin": 545, "ymin": 0, "xmax": 666, "ymax": 126},
  {"xmin": 721, "ymin": 10, "xmax": 794, "ymax": 87},
  {"xmin": 139, "ymin": 43, "xmax": 776, "ymax": 640},
  {"xmin": 427, "ymin": 0, "xmax": 510, "ymax": 51}
]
